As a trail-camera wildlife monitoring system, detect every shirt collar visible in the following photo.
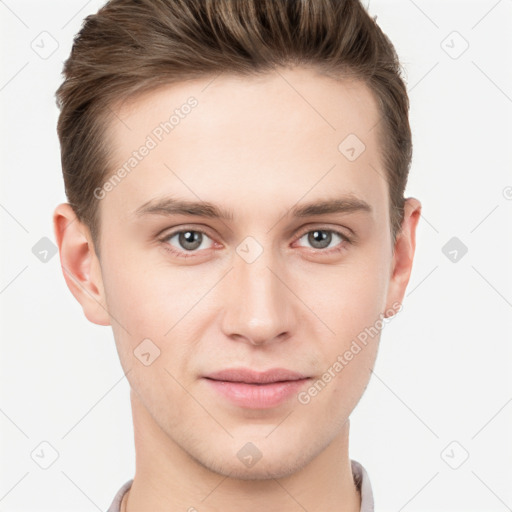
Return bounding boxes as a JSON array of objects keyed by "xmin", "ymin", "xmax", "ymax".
[
  {"xmin": 108, "ymin": 459, "xmax": 375, "ymax": 512},
  {"xmin": 351, "ymin": 458, "xmax": 375, "ymax": 512}
]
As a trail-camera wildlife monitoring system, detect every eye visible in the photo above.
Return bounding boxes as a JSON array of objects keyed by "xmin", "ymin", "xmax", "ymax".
[
  {"xmin": 160, "ymin": 229, "xmax": 214, "ymax": 258},
  {"xmin": 295, "ymin": 228, "xmax": 351, "ymax": 253},
  {"xmin": 158, "ymin": 226, "xmax": 352, "ymax": 260}
]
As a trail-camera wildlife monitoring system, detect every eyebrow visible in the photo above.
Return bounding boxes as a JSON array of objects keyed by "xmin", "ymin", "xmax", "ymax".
[{"xmin": 133, "ymin": 194, "xmax": 372, "ymax": 221}]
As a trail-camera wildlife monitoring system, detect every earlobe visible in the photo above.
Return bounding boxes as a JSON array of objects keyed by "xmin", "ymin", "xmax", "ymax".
[
  {"xmin": 52, "ymin": 203, "xmax": 111, "ymax": 326},
  {"xmin": 385, "ymin": 197, "xmax": 422, "ymax": 313}
]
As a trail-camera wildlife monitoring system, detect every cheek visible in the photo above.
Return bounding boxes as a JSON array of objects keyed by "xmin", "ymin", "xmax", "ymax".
[
  {"xmin": 100, "ymin": 252, "xmax": 168, "ymax": 363},
  {"xmin": 102, "ymin": 247, "xmax": 180, "ymax": 329},
  {"xmin": 301, "ymin": 247, "xmax": 390, "ymax": 339},
  {"xmin": 101, "ymin": 256, "xmax": 209, "ymax": 375},
  {"xmin": 300, "ymin": 270, "xmax": 383, "ymax": 422}
]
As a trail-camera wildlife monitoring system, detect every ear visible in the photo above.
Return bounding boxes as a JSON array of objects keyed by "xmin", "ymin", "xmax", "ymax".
[
  {"xmin": 52, "ymin": 203, "xmax": 111, "ymax": 326},
  {"xmin": 384, "ymin": 197, "xmax": 422, "ymax": 316}
]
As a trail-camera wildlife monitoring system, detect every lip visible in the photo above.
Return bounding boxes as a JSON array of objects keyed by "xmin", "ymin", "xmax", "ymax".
[{"xmin": 203, "ymin": 367, "xmax": 311, "ymax": 409}]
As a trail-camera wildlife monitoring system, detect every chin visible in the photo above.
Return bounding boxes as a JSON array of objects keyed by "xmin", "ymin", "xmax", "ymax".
[
  {"xmin": 207, "ymin": 458, "xmax": 308, "ymax": 481},
  {"xmin": 192, "ymin": 442, "xmax": 315, "ymax": 481}
]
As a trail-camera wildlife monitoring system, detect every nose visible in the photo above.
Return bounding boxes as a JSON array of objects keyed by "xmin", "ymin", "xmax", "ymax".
[{"xmin": 220, "ymin": 244, "xmax": 296, "ymax": 346}]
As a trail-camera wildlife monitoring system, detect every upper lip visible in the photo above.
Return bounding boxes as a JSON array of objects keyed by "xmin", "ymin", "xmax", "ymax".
[{"xmin": 204, "ymin": 367, "xmax": 309, "ymax": 384}]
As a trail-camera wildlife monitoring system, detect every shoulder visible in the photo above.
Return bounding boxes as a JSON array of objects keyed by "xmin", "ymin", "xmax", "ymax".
[
  {"xmin": 106, "ymin": 479, "xmax": 133, "ymax": 512},
  {"xmin": 351, "ymin": 459, "xmax": 375, "ymax": 512}
]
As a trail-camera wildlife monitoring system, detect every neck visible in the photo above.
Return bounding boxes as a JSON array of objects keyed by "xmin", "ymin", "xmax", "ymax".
[{"xmin": 123, "ymin": 390, "xmax": 361, "ymax": 512}]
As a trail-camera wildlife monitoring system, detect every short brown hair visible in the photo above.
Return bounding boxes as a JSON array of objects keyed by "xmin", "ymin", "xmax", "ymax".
[{"xmin": 56, "ymin": 0, "xmax": 412, "ymax": 256}]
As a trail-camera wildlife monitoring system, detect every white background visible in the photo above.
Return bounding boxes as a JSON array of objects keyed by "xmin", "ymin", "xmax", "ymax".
[{"xmin": 1, "ymin": 0, "xmax": 511, "ymax": 510}]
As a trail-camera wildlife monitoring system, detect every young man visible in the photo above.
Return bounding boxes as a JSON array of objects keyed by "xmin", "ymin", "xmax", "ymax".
[{"xmin": 53, "ymin": 0, "xmax": 421, "ymax": 510}]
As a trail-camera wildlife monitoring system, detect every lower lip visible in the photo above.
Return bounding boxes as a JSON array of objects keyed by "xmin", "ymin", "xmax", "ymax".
[{"xmin": 204, "ymin": 378, "xmax": 310, "ymax": 409}]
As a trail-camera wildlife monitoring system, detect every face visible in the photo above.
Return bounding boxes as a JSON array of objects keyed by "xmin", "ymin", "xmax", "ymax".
[{"xmin": 55, "ymin": 66, "xmax": 419, "ymax": 480}]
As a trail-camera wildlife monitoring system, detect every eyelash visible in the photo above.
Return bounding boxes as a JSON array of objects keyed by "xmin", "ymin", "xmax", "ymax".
[{"xmin": 158, "ymin": 226, "xmax": 353, "ymax": 260}]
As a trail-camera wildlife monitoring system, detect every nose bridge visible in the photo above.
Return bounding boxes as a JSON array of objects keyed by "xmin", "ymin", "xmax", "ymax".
[{"xmin": 221, "ymin": 236, "xmax": 293, "ymax": 345}]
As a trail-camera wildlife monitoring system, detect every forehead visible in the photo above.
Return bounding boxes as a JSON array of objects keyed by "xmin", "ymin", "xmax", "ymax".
[
  {"xmin": 100, "ymin": 67, "xmax": 387, "ymax": 224},
  {"xmin": 112, "ymin": 67, "xmax": 381, "ymax": 141}
]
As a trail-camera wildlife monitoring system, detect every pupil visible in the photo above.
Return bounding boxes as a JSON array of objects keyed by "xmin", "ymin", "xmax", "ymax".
[
  {"xmin": 310, "ymin": 230, "xmax": 330, "ymax": 249},
  {"xmin": 181, "ymin": 231, "xmax": 201, "ymax": 250}
]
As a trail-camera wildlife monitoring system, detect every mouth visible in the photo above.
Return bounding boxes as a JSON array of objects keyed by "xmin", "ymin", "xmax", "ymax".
[
  {"xmin": 203, "ymin": 367, "xmax": 311, "ymax": 409},
  {"xmin": 204, "ymin": 367, "xmax": 308, "ymax": 384}
]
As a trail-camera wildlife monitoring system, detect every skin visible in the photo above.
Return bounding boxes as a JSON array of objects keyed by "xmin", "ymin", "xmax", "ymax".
[{"xmin": 53, "ymin": 66, "xmax": 421, "ymax": 512}]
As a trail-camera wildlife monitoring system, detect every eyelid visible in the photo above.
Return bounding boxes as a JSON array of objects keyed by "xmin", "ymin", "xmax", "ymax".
[
  {"xmin": 293, "ymin": 224, "xmax": 353, "ymax": 244},
  {"xmin": 156, "ymin": 223, "xmax": 216, "ymax": 239}
]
